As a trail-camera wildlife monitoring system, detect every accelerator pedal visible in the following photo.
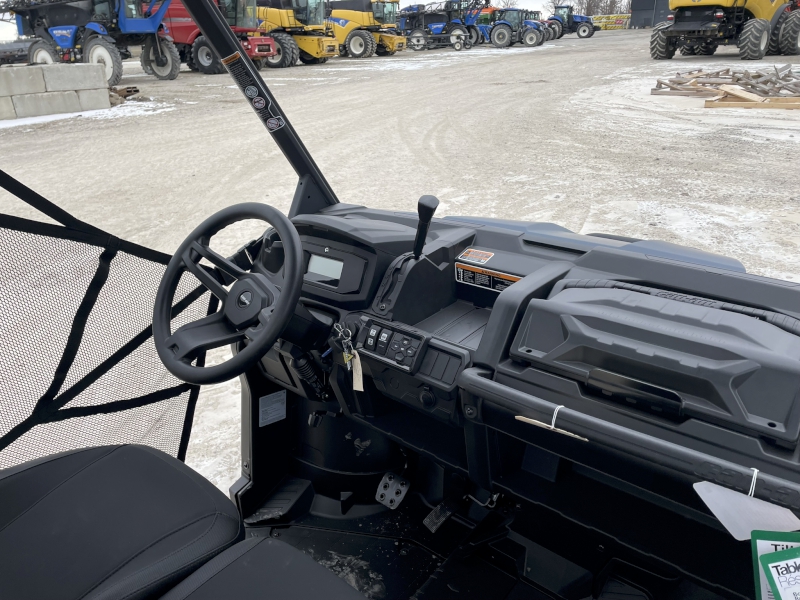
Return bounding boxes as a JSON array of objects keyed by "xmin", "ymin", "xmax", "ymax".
[{"xmin": 423, "ymin": 498, "xmax": 460, "ymax": 533}]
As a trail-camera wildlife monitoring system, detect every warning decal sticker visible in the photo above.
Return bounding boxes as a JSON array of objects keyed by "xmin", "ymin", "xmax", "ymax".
[
  {"xmin": 222, "ymin": 51, "xmax": 285, "ymax": 133},
  {"xmin": 455, "ymin": 262, "xmax": 520, "ymax": 293},
  {"xmin": 457, "ymin": 248, "xmax": 494, "ymax": 265}
]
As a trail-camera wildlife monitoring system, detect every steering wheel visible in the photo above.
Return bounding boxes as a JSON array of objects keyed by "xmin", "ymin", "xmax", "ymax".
[{"xmin": 153, "ymin": 203, "xmax": 303, "ymax": 386}]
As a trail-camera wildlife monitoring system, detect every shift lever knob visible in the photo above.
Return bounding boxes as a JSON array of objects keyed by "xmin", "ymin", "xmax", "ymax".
[{"xmin": 413, "ymin": 195, "xmax": 439, "ymax": 259}]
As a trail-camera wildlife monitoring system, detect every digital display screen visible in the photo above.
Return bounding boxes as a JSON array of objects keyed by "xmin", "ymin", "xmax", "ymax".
[{"xmin": 306, "ymin": 254, "xmax": 344, "ymax": 286}]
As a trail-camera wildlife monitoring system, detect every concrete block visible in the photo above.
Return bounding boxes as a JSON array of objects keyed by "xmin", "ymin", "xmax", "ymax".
[
  {"xmin": 0, "ymin": 66, "xmax": 46, "ymax": 98},
  {"xmin": 42, "ymin": 64, "xmax": 108, "ymax": 92},
  {"xmin": 77, "ymin": 88, "xmax": 111, "ymax": 111},
  {"xmin": 0, "ymin": 96, "xmax": 16, "ymax": 120},
  {"xmin": 12, "ymin": 91, "xmax": 81, "ymax": 118}
]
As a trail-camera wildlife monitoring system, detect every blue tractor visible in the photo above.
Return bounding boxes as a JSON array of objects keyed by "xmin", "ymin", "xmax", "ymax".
[
  {"xmin": 399, "ymin": 0, "xmax": 485, "ymax": 50},
  {"xmin": 547, "ymin": 4, "xmax": 599, "ymax": 38},
  {"xmin": 4, "ymin": 0, "xmax": 181, "ymax": 85},
  {"xmin": 486, "ymin": 8, "xmax": 546, "ymax": 47}
]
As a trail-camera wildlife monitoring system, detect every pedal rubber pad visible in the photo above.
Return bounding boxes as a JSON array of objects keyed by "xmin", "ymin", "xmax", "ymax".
[
  {"xmin": 375, "ymin": 472, "xmax": 409, "ymax": 510},
  {"xmin": 423, "ymin": 499, "xmax": 458, "ymax": 533}
]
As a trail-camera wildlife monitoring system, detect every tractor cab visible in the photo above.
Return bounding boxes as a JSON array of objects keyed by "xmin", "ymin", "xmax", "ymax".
[
  {"xmin": 495, "ymin": 7, "xmax": 522, "ymax": 28},
  {"xmin": 371, "ymin": 0, "xmax": 398, "ymax": 25},
  {"xmin": 553, "ymin": 4, "xmax": 574, "ymax": 27},
  {"xmin": 259, "ymin": 0, "xmax": 327, "ymax": 27},
  {"xmin": 216, "ymin": 0, "xmax": 259, "ymax": 28}
]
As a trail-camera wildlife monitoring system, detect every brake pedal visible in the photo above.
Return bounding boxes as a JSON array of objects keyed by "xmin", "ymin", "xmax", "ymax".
[{"xmin": 375, "ymin": 472, "xmax": 409, "ymax": 510}]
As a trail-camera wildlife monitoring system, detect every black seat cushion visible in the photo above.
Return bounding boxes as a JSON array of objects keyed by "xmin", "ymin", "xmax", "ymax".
[
  {"xmin": 0, "ymin": 445, "xmax": 243, "ymax": 600},
  {"xmin": 160, "ymin": 537, "xmax": 366, "ymax": 600}
]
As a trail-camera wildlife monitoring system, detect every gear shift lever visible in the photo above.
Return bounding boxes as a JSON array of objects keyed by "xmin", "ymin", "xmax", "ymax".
[{"xmin": 413, "ymin": 195, "xmax": 439, "ymax": 260}]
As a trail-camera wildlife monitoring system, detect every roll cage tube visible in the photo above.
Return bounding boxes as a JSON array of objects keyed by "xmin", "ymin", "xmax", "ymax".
[{"xmin": 181, "ymin": 0, "xmax": 339, "ymax": 215}]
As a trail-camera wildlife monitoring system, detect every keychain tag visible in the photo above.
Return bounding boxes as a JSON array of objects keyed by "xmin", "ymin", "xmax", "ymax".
[{"xmin": 352, "ymin": 351, "xmax": 363, "ymax": 392}]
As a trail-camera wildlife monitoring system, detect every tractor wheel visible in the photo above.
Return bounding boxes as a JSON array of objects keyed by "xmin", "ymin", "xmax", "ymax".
[
  {"xmin": 779, "ymin": 10, "xmax": 800, "ymax": 55},
  {"xmin": 522, "ymin": 28, "xmax": 540, "ymax": 46},
  {"xmin": 767, "ymin": 11, "xmax": 788, "ymax": 55},
  {"xmin": 576, "ymin": 22, "xmax": 592, "ymax": 38},
  {"xmin": 739, "ymin": 18, "xmax": 770, "ymax": 59},
  {"xmin": 448, "ymin": 25, "xmax": 467, "ymax": 46},
  {"xmin": 468, "ymin": 25, "xmax": 481, "ymax": 45},
  {"xmin": 586, "ymin": 25, "xmax": 596, "ymax": 37},
  {"xmin": 192, "ymin": 36, "xmax": 225, "ymax": 74},
  {"xmin": 186, "ymin": 46, "xmax": 199, "ymax": 71},
  {"xmin": 346, "ymin": 30, "xmax": 373, "ymax": 58},
  {"xmin": 84, "ymin": 37, "xmax": 123, "ymax": 86},
  {"xmin": 679, "ymin": 43, "xmax": 697, "ymax": 55},
  {"xmin": 140, "ymin": 52, "xmax": 154, "ymax": 75},
  {"xmin": 536, "ymin": 28, "xmax": 546, "ymax": 45},
  {"xmin": 696, "ymin": 41, "xmax": 717, "ymax": 55},
  {"xmin": 548, "ymin": 19, "xmax": 562, "ymax": 38},
  {"xmin": 543, "ymin": 26, "xmax": 552, "ymax": 41},
  {"xmin": 650, "ymin": 23, "xmax": 676, "ymax": 59},
  {"xmin": 252, "ymin": 58, "xmax": 265, "ymax": 70},
  {"xmin": 265, "ymin": 32, "xmax": 299, "ymax": 68},
  {"xmin": 28, "ymin": 40, "xmax": 58, "ymax": 65},
  {"xmin": 142, "ymin": 37, "xmax": 181, "ymax": 80},
  {"xmin": 491, "ymin": 24, "xmax": 512, "ymax": 48},
  {"xmin": 409, "ymin": 29, "xmax": 426, "ymax": 51}
]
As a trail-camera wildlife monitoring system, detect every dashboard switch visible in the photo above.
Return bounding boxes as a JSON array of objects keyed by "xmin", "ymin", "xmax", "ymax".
[{"xmin": 395, "ymin": 351, "xmax": 406, "ymax": 363}]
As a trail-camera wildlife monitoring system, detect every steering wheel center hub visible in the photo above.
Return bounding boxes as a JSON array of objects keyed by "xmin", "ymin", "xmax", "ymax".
[{"xmin": 225, "ymin": 278, "xmax": 267, "ymax": 329}]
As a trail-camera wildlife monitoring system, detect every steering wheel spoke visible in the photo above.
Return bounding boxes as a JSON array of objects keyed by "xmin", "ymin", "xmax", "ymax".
[
  {"xmin": 190, "ymin": 241, "xmax": 248, "ymax": 281},
  {"xmin": 165, "ymin": 311, "xmax": 244, "ymax": 363},
  {"xmin": 181, "ymin": 249, "xmax": 229, "ymax": 302},
  {"xmin": 245, "ymin": 306, "xmax": 276, "ymax": 341}
]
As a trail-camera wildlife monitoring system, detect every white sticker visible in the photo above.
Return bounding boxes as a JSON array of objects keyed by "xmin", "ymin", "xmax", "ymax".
[
  {"xmin": 694, "ymin": 482, "xmax": 800, "ymax": 541},
  {"xmin": 259, "ymin": 390, "xmax": 286, "ymax": 427}
]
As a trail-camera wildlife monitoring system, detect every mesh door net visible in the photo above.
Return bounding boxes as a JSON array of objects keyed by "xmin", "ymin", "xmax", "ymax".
[{"xmin": 0, "ymin": 169, "xmax": 213, "ymax": 469}]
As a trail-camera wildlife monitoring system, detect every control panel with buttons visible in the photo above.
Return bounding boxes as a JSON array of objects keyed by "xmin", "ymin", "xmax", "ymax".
[{"xmin": 356, "ymin": 319, "xmax": 427, "ymax": 372}]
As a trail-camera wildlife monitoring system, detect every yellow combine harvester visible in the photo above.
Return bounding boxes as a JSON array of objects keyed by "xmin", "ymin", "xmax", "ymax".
[
  {"xmin": 651, "ymin": 0, "xmax": 800, "ymax": 60},
  {"xmin": 256, "ymin": 0, "xmax": 339, "ymax": 66},
  {"xmin": 328, "ymin": 0, "xmax": 406, "ymax": 57}
]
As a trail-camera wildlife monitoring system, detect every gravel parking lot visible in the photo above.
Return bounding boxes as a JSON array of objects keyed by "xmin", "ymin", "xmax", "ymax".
[{"xmin": 2, "ymin": 29, "xmax": 799, "ymax": 492}]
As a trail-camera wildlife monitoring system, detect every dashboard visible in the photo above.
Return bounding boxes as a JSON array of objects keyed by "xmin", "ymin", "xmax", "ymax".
[{"xmin": 246, "ymin": 203, "xmax": 800, "ymax": 517}]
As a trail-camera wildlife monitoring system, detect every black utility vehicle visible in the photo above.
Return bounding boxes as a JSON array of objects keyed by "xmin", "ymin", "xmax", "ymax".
[{"xmin": 1, "ymin": 0, "xmax": 799, "ymax": 598}]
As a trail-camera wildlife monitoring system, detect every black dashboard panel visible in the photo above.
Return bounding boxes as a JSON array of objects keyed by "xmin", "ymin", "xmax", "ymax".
[{"xmin": 250, "ymin": 202, "xmax": 800, "ymax": 513}]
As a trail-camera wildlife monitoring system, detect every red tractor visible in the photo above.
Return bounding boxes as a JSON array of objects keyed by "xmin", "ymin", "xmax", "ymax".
[{"xmin": 147, "ymin": 0, "xmax": 276, "ymax": 74}]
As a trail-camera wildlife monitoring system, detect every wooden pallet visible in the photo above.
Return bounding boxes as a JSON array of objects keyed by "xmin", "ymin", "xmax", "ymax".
[
  {"xmin": 704, "ymin": 96, "xmax": 800, "ymax": 109},
  {"xmin": 652, "ymin": 65, "xmax": 800, "ymax": 101}
]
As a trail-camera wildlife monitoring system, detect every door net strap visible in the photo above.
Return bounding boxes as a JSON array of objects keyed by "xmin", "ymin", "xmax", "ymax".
[{"xmin": 0, "ymin": 169, "xmax": 212, "ymax": 469}]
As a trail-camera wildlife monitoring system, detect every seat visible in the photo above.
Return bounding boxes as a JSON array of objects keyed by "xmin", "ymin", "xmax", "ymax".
[
  {"xmin": 159, "ymin": 537, "xmax": 366, "ymax": 600},
  {"xmin": 0, "ymin": 445, "xmax": 243, "ymax": 600}
]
